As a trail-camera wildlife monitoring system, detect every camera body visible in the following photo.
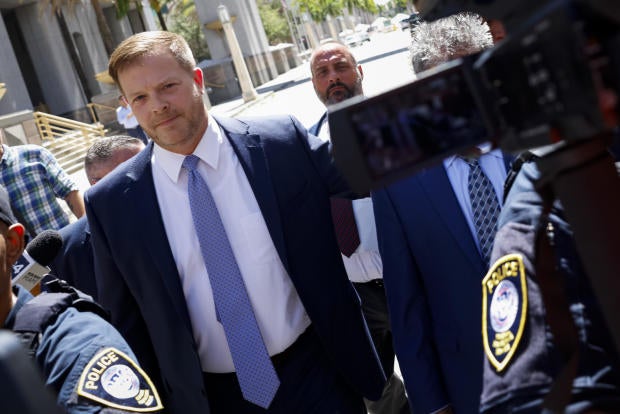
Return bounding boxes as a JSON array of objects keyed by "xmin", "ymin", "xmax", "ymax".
[
  {"xmin": 329, "ymin": 0, "xmax": 620, "ymax": 384},
  {"xmin": 328, "ymin": 0, "xmax": 619, "ymax": 193}
]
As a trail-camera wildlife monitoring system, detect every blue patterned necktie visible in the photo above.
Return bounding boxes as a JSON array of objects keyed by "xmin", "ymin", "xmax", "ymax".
[
  {"xmin": 182, "ymin": 155, "xmax": 280, "ymax": 409},
  {"xmin": 466, "ymin": 157, "xmax": 501, "ymax": 264}
]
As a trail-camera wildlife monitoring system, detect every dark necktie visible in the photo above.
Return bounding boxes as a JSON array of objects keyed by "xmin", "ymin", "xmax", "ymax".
[
  {"xmin": 330, "ymin": 198, "xmax": 361, "ymax": 257},
  {"xmin": 182, "ymin": 155, "xmax": 279, "ymax": 409},
  {"xmin": 466, "ymin": 158, "xmax": 501, "ymax": 264}
]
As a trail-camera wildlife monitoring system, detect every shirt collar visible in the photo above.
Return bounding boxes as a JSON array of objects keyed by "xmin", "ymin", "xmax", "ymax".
[
  {"xmin": 1, "ymin": 144, "xmax": 14, "ymax": 165},
  {"xmin": 443, "ymin": 143, "xmax": 502, "ymax": 168},
  {"xmin": 153, "ymin": 115, "xmax": 224, "ymax": 183}
]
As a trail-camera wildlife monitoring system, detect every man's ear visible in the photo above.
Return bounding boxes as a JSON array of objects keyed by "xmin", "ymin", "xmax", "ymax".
[
  {"xmin": 194, "ymin": 67, "xmax": 205, "ymax": 91},
  {"xmin": 6, "ymin": 224, "xmax": 25, "ymax": 265},
  {"xmin": 357, "ymin": 65, "xmax": 364, "ymax": 81}
]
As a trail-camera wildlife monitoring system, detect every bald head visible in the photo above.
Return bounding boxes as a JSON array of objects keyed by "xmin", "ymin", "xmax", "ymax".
[{"xmin": 310, "ymin": 42, "xmax": 364, "ymax": 106}]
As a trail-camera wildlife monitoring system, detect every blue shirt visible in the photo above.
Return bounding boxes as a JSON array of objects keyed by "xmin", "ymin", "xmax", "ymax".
[{"xmin": 0, "ymin": 144, "xmax": 77, "ymax": 236}]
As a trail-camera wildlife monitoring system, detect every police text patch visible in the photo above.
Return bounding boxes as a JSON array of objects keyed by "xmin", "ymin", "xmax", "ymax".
[
  {"xmin": 482, "ymin": 254, "xmax": 528, "ymax": 372},
  {"xmin": 77, "ymin": 347, "xmax": 163, "ymax": 412}
]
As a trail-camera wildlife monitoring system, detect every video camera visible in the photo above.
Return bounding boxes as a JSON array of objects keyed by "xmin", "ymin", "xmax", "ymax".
[
  {"xmin": 328, "ymin": 0, "xmax": 620, "ymax": 359},
  {"xmin": 329, "ymin": 0, "xmax": 619, "ymax": 193}
]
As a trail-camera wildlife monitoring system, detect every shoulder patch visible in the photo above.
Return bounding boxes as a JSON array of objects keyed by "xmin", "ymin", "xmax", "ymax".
[
  {"xmin": 77, "ymin": 347, "xmax": 163, "ymax": 412},
  {"xmin": 482, "ymin": 254, "xmax": 528, "ymax": 372}
]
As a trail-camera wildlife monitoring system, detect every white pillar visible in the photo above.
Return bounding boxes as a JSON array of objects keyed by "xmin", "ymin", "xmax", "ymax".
[
  {"xmin": 218, "ymin": 5, "xmax": 258, "ymax": 102},
  {"xmin": 302, "ymin": 14, "xmax": 319, "ymax": 50},
  {"xmin": 326, "ymin": 15, "xmax": 339, "ymax": 41},
  {"xmin": 140, "ymin": 0, "xmax": 159, "ymax": 31}
]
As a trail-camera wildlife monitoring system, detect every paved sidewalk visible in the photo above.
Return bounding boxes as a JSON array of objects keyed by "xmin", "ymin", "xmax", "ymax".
[{"xmin": 210, "ymin": 60, "xmax": 312, "ymax": 118}]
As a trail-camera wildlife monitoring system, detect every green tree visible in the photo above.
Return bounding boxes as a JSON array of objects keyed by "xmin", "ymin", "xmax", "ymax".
[
  {"xmin": 294, "ymin": 0, "xmax": 378, "ymax": 22},
  {"xmin": 294, "ymin": 0, "xmax": 341, "ymax": 22},
  {"xmin": 258, "ymin": 1, "xmax": 292, "ymax": 45},
  {"xmin": 343, "ymin": 0, "xmax": 378, "ymax": 14},
  {"xmin": 393, "ymin": 0, "xmax": 411, "ymax": 12},
  {"xmin": 167, "ymin": 2, "xmax": 210, "ymax": 61}
]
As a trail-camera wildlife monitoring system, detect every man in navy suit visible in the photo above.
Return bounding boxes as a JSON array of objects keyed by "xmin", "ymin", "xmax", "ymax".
[
  {"xmin": 85, "ymin": 31, "xmax": 384, "ymax": 414},
  {"xmin": 49, "ymin": 136, "xmax": 144, "ymax": 299},
  {"xmin": 372, "ymin": 13, "xmax": 510, "ymax": 413}
]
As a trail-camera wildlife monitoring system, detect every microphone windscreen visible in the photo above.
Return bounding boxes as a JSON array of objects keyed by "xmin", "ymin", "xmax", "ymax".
[{"xmin": 25, "ymin": 230, "xmax": 63, "ymax": 266}]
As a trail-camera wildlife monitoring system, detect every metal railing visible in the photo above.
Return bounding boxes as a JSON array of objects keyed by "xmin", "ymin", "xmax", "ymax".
[
  {"xmin": 33, "ymin": 111, "xmax": 106, "ymax": 141},
  {"xmin": 33, "ymin": 111, "xmax": 107, "ymax": 142},
  {"xmin": 87, "ymin": 102, "xmax": 116, "ymax": 125},
  {"xmin": 33, "ymin": 111, "xmax": 107, "ymax": 175}
]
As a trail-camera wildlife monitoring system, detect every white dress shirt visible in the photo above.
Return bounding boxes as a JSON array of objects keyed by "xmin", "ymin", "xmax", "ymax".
[
  {"xmin": 151, "ymin": 116, "xmax": 310, "ymax": 372},
  {"xmin": 443, "ymin": 148, "xmax": 507, "ymax": 256},
  {"xmin": 318, "ymin": 120, "xmax": 383, "ymax": 283},
  {"xmin": 116, "ymin": 105, "xmax": 139, "ymax": 129}
]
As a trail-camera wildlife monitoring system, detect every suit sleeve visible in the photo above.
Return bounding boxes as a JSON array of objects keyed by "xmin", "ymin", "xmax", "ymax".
[
  {"xmin": 84, "ymin": 191, "xmax": 161, "ymax": 383},
  {"xmin": 372, "ymin": 187, "xmax": 450, "ymax": 413},
  {"xmin": 37, "ymin": 308, "xmax": 162, "ymax": 413},
  {"xmin": 289, "ymin": 115, "xmax": 353, "ymax": 197}
]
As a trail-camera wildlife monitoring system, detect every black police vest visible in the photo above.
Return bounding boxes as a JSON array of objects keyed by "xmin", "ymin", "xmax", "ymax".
[
  {"xmin": 12, "ymin": 279, "xmax": 109, "ymax": 359},
  {"xmin": 480, "ymin": 209, "xmax": 620, "ymax": 412}
]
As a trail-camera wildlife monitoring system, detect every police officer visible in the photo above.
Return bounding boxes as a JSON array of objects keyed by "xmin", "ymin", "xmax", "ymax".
[
  {"xmin": 0, "ymin": 186, "xmax": 163, "ymax": 413},
  {"xmin": 480, "ymin": 159, "xmax": 620, "ymax": 413}
]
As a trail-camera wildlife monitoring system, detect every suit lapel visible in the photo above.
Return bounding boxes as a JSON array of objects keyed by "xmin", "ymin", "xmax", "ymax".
[
  {"xmin": 214, "ymin": 116, "xmax": 290, "ymax": 273},
  {"xmin": 124, "ymin": 144, "xmax": 193, "ymax": 331},
  {"xmin": 418, "ymin": 166, "xmax": 484, "ymax": 270}
]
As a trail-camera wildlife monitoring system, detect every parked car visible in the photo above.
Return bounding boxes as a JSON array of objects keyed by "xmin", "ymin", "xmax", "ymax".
[
  {"xmin": 355, "ymin": 23, "xmax": 370, "ymax": 33},
  {"xmin": 398, "ymin": 13, "xmax": 422, "ymax": 30},
  {"xmin": 340, "ymin": 29, "xmax": 371, "ymax": 47},
  {"xmin": 391, "ymin": 13, "xmax": 411, "ymax": 30},
  {"xmin": 371, "ymin": 17, "xmax": 397, "ymax": 33}
]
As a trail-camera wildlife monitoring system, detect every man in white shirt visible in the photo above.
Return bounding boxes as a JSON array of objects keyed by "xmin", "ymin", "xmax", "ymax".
[
  {"xmin": 116, "ymin": 96, "xmax": 148, "ymax": 145},
  {"xmin": 309, "ymin": 41, "xmax": 409, "ymax": 414},
  {"xmin": 85, "ymin": 31, "xmax": 385, "ymax": 414}
]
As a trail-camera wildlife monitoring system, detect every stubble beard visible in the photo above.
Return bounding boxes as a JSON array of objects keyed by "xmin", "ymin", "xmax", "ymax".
[
  {"xmin": 144, "ymin": 88, "xmax": 207, "ymax": 151},
  {"xmin": 324, "ymin": 77, "xmax": 363, "ymax": 106}
]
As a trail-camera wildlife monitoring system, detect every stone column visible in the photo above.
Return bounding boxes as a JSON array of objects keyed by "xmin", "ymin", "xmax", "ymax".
[
  {"xmin": 194, "ymin": 0, "xmax": 277, "ymax": 88},
  {"xmin": 140, "ymin": 0, "xmax": 159, "ymax": 31},
  {"xmin": 302, "ymin": 14, "xmax": 319, "ymax": 50},
  {"xmin": 326, "ymin": 15, "xmax": 339, "ymax": 41},
  {"xmin": 218, "ymin": 5, "xmax": 257, "ymax": 102}
]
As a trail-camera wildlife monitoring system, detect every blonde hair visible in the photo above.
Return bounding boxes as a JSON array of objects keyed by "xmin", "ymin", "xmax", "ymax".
[{"xmin": 108, "ymin": 31, "xmax": 196, "ymax": 90}]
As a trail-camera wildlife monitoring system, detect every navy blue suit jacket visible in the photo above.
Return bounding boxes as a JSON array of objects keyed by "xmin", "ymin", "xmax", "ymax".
[
  {"xmin": 49, "ymin": 217, "xmax": 98, "ymax": 300},
  {"xmin": 372, "ymin": 155, "xmax": 511, "ymax": 413},
  {"xmin": 84, "ymin": 115, "xmax": 385, "ymax": 413}
]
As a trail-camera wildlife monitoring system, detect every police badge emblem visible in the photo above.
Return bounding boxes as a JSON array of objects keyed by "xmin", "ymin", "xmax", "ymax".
[
  {"xmin": 482, "ymin": 254, "xmax": 528, "ymax": 372},
  {"xmin": 77, "ymin": 347, "xmax": 163, "ymax": 412}
]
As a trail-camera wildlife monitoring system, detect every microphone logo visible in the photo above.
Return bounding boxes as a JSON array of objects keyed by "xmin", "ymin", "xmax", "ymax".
[
  {"xmin": 11, "ymin": 250, "xmax": 50, "ymax": 291},
  {"xmin": 12, "ymin": 257, "xmax": 28, "ymax": 276}
]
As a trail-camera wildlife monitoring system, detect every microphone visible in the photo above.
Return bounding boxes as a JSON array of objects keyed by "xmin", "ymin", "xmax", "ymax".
[{"xmin": 11, "ymin": 230, "xmax": 63, "ymax": 291}]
